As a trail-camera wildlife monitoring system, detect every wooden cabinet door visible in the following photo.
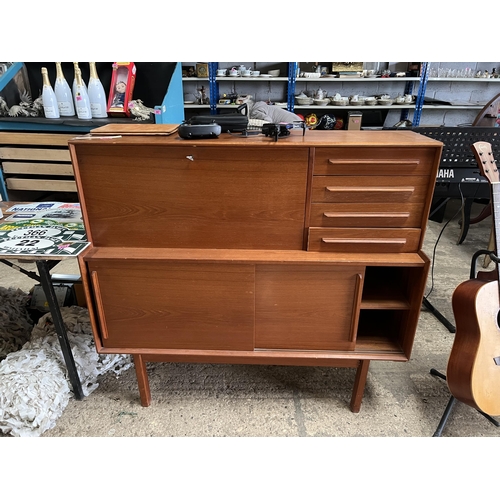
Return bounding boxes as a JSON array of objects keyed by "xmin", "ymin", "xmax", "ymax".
[
  {"xmin": 73, "ymin": 144, "xmax": 309, "ymax": 250},
  {"xmin": 255, "ymin": 264, "xmax": 364, "ymax": 351},
  {"xmin": 87, "ymin": 259, "xmax": 255, "ymax": 351}
]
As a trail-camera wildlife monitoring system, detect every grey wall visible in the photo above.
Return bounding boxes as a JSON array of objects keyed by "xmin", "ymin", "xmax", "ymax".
[{"xmin": 182, "ymin": 62, "xmax": 500, "ymax": 127}]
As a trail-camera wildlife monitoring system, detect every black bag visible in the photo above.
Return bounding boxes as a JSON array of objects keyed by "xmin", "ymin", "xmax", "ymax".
[{"xmin": 188, "ymin": 104, "xmax": 249, "ymax": 132}]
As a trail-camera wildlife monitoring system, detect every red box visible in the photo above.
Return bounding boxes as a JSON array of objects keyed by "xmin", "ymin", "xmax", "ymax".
[{"xmin": 107, "ymin": 62, "xmax": 136, "ymax": 117}]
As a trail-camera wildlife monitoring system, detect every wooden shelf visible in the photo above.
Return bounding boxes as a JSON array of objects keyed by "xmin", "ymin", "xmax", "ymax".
[{"xmin": 360, "ymin": 296, "xmax": 410, "ymax": 310}]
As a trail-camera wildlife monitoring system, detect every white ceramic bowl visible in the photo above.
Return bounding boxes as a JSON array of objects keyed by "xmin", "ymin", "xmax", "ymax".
[
  {"xmin": 296, "ymin": 97, "xmax": 313, "ymax": 105},
  {"xmin": 268, "ymin": 69, "xmax": 280, "ymax": 77},
  {"xmin": 313, "ymin": 99, "xmax": 329, "ymax": 106}
]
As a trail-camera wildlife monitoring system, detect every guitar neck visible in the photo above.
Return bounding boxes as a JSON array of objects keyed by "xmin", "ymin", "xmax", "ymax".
[{"xmin": 492, "ymin": 182, "xmax": 500, "ymax": 260}]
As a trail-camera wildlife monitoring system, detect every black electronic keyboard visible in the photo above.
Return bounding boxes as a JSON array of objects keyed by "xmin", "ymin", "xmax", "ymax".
[
  {"xmin": 386, "ymin": 126, "xmax": 500, "ymax": 243},
  {"xmin": 434, "ymin": 166, "xmax": 490, "ymax": 199}
]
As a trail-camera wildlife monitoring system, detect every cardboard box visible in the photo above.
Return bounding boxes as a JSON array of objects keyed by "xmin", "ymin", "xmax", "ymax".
[
  {"xmin": 107, "ymin": 62, "xmax": 136, "ymax": 117},
  {"xmin": 347, "ymin": 111, "xmax": 362, "ymax": 130}
]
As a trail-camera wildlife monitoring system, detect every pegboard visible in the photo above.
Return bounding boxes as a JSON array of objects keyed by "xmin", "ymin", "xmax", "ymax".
[{"xmin": 412, "ymin": 127, "xmax": 500, "ymax": 167}]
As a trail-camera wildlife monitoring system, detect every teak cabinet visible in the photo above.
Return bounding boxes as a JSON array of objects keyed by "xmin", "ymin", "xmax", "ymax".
[{"xmin": 69, "ymin": 130, "xmax": 442, "ymax": 412}]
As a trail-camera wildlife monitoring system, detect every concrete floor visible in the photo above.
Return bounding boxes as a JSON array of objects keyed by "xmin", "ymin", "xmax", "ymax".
[{"xmin": 1, "ymin": 199, "xmax": 499, "ymax": 439}]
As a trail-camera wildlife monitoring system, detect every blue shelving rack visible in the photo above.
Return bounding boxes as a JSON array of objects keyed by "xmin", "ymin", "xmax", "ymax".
[
  {"xmin": 198, "ymin": 61, "xmax": 431, "ymax": 123},
  {"xmin": 412, "ymin": 62, "xmax": 429, "ymax": 126},
  {"xmin": 287, "ymin": 63, "xmax": 298, "ymax": 112}
]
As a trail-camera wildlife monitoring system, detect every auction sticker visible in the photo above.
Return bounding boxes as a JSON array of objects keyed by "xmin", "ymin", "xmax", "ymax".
[
  {"xmin": 0, "ymin": 236, "xmax": 62, "ymax": 252},
  {"xmin": 1, "ymin": 226, "xmax": 64, "ymax": 239}
]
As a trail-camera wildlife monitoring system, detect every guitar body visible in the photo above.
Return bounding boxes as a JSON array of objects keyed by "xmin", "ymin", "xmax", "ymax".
[{"xmin": 447, "ymin": 278, "xmax": 500, "ymax": 416}]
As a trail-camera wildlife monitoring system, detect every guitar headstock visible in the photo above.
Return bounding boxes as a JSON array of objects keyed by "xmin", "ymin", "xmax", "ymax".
[{"xmin": 471, "ymin": 141, "xmax": 499, "ymax": 184}]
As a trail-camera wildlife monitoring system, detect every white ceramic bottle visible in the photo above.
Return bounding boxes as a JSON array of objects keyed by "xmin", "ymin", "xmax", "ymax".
[
  {"xmin": 72, "ymin": 62, "xmax": 86, "ymax": 98},
  {"xmin": 54, "ymin": 62, "xmax": 75, "ymax": 116},
  {"xmin": 74, "ymin": 68, "xmax": 92, "ymax": 120},
  {"xmin": 87, "ymin": 62, "xmax": 108, "ymax": 118},
  {"xmin": 41, "ymin": 67, "xmax": 60, "ymax": 119}
]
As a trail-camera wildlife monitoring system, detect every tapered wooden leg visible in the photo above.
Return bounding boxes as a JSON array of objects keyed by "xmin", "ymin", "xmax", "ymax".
[
  {"xmin": 133, "ymin": 354, "xmax": 151, "ymax": 407},
  {"xmin": 350, "ymin": 360, "xmax": 370, "ymax": 413}
]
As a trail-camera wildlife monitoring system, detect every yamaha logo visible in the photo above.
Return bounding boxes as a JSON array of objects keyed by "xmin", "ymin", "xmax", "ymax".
[{"xmin": 437, "ymin": 169, "xmax": 455, "ymax": 179}]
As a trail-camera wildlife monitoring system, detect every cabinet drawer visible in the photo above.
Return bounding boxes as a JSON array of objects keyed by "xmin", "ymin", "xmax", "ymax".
[
  {"xmin": 5, "ymin": 178, "xmax": 77, "ymax": 192},
  {"xmin": 313, "ymin": 147, "xmax": 437, "ymax": 175},
  {"xmin": 310, "ymin": 203, "xmax": 425, "ymax": 227},
  {"xmin": 308, "ymin": 228, "xmax": 421, "ymax": 253},
  {"xmin": 2, "ymin": 161, "xmax": 75, "ymax": 176},
  {"xmin": 0, "ymin": 147, "xmax": 71, "ymax": 162},
  {"xmin": 311, "ymin": 175, "xmax": 430, "ymax": 204}
]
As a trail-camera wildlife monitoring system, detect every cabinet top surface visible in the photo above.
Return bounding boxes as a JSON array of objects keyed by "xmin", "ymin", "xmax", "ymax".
[{"xmin": 69, "ymin": 130, "xmax": 443, "ymax": 149}]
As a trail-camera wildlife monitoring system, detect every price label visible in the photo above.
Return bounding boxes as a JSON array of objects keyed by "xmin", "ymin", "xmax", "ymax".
[
  {"xmin": 0, "ymin": 237, "xmax": 61, "ymax": 252},
  {"xmin": 6, "ymin": 226, "xmax": 63, "ymax": 238}
]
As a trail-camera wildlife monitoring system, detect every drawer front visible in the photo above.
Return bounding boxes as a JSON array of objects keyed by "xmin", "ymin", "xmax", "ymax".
[
  {"xmin": 255, "ymin": 264, "xmax": 364, "ymax": 351},
  {"xmin": 310, "ymin": 203, "xmax": 425, "ymax": 227},
  {"xmin": 2, "ymin": 161, "xmax": 75, "ymax": 176},
  {"xmin": 308, "ymin": 228, "xmax": 421, "ymax": 253},
  {"xmin": 311, "ymin": 175, "xmax": 430, "ymax": 204},
  {"xmin": 0, "ymin": 147, "xmax": 71, "ymax": 162},
  {"xmin": 87, "ymin": 259, "xmax": 255, "ymax": 351},
  {"xmin": 313, "ymin": 147, "xmax": 437, "ymax": 176},
  {"xmin": 5, "ymin": 178, "xmax": 77, "ymax": 192}
]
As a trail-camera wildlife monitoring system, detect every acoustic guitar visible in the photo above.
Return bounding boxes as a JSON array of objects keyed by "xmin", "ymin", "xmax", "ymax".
[{"xmin": 446, "ymin": 141, "xmax": 500, "ymax": 416}]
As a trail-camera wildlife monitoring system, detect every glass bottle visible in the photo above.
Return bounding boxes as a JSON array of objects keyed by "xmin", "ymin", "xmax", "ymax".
[
  {"xmin": 74, "ymin": 68, "xmax": 92, "ymax": 120},
  {"xmin": 41, "ymin": 67, "xmax": 60, "ymax": 119},
  {"xmin": 54, "ymin": 62, "xmax": 75, "ymax": 116},
  {"xmin": 72, "ymin": 62, "xmax": 87, "ymax": 98},
  {"xmin": 88, "ymin": 62, "xmax": 108, "ymax": 118}
]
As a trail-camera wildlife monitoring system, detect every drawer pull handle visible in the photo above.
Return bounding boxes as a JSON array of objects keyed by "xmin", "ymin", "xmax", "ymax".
[
  {"xmin": 90, "ymin": 270, "xmax": 109, "ymax": 340},
  {"xmin": 325, "ymin": 186, "xmax": 414, "ymax": 195},
  {"xmin": 327, "ymin": 159, "xmax": 420, "ymax": 167},
  {"xmin": 323, "ymin": 212, "xmax": 410, "ymax": 219},
  {"xmin": 321, "ymin": 238, "xmax": 407, "ymax": 245}
]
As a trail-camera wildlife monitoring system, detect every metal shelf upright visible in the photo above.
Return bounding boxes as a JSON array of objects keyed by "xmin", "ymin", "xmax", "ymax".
[{"xmin": 412, "ymin": 62, "xmax": 430, "ymax": 126}]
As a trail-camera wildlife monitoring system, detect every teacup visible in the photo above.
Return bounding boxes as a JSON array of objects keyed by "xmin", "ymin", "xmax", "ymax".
[
  {"xmin": 229, "ymin": 69, "xmax": 238, "ymax": 77},
  {"xmin": 217, "ymin": 69, "xmax": 226, "ymax": 76},
  {"xmin": 242, "ymin": 70, "xmax": 251, "ymax": 77},
  {"xmin": 250, "ymin": 70, "xmax": 260, "ymax": 76}
]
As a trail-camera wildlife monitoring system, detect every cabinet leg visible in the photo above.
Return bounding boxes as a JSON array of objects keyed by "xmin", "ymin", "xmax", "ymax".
[
  {"xmin": 350, "ymin": 360, "xmax": 370, "ymax": 413},
  {"xmin": 133, "ymin": 354, "xmax": 151, "ymax": 407}
]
